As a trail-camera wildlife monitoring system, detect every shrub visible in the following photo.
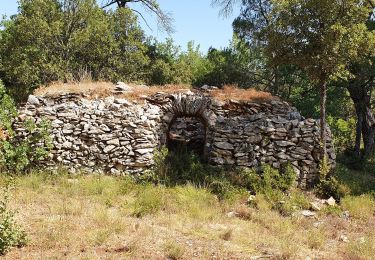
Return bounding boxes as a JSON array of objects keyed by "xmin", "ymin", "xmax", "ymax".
[
  {"xmin": 0, "ymin": 81, "xmax": 52, "ymax": 173},
  {"xmin": 0, "ymin": 179, "xmax": 27, "ymax": 255},
  {"xmin": 315, "ymin": 177, "xmax": 348, "ymax": 201},
  {"xmin": 131, "ymin": 185, "xmax": 165, "ymax": 217},
  {"xmin": 261, "ymin": 164, "xmax": 296, "ymax": 192},
  {"xmin": 316, "ymin": 164, "xmax": 350, "ymax": 200},
  {"xmin": 163, "ymin": 240, "xmax": 185, "ymax": 260},
  {"xmin": 327, "ymin": 116, "xmax": 356, "ymax": 153},
  {"xmin": 276, "ymin": 189, "xmax": 311, "ymax": 216},
  {"xmin": 149, "ymin": 146, "xmax": 298, "ymax": 209}
]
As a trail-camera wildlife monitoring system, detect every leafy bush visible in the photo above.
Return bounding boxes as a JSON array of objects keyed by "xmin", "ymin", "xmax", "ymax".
[
  {"xmin": 316, "ymin": 163, "xmax": 351, "ymax": 200},
  {"xmin": 315, "ymin": 177, "xmax": 348, "ymax": 201},
  {"xmin": 328, "ymin": 116, "xmax": 356, "ymax": 153},
  {"xmin": 0, "ymin": 0, "xmax": 149, "ymax": 98},
  {"xmin": 0, "ymin": 179, "xmax": 27, "ymax": 255},
  {"xmin": 0, "ymin": 81, "xmax": 52, "ymax": 173}
]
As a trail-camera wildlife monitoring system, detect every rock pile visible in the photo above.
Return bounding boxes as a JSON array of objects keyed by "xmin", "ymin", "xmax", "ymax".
[{"xmin": 16, "ymin": 90, "xmax": 335, "ymax": 187}]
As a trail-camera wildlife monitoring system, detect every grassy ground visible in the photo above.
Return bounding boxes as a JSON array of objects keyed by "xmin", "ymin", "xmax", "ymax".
[{"xmin": 0, "ymin": 169, "xmax": 374, "ymax": 260}]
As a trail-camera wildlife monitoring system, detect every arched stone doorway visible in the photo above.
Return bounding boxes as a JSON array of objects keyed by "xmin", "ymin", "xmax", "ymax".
[
  {"xmin": 167, "ymin": 116, "xmax": 206, "ymax": 159},
  {"xmin": 159, "ymin": 93, "xmax": 217, "ymax": 161}
]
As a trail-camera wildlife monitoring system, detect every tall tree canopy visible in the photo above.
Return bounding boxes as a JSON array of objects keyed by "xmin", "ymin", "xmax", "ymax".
[
  {"xmin": 0, "ymin": 0, "xmax": 149, "ymax": 97},
  {"xmin": 214, "ymin": 0, "xmax": 375, "ymax": 159}
]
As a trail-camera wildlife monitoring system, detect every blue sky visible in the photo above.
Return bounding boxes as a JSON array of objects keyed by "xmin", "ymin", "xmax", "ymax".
[{"xmin": 1, "ymin": 0, "xmax": 240, "ymax": 52}]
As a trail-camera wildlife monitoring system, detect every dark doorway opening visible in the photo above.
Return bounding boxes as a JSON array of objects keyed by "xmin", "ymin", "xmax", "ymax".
[{"xmin": 167, "ymin": 116, "xmax": 206, "ymax": 161}]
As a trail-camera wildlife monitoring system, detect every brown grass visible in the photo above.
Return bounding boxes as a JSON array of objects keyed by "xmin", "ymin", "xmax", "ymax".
[
  {"xmin": 0, "ymin": 128, "xmax": 8, "ymax": 141},
  {"xmin": 2, "ymin": 172, "xmax": 375, "ymax": 259},
  {"xmin": 33, "ymin": 82, "xmax": 276, "ymax": 102},
  {"xmin": 209, "ymin": 85, "xmax": 277, "ymax": 102},
  {"xmin": 34, "ymin": 81, "xmax": 191, "ymax": 101}
]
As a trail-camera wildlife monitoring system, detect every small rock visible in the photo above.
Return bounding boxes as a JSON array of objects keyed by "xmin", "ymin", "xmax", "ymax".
[
  {"xmin": 135, "ymin": 148, "xmax": 154, "ymax": 155},
  {"xmin": 301, "ymin": 210, "xmax": 316, "ymax": 217},
  {"xmin": 342, "ymin": 211, "xmax": 350, "ymax": 220},
  {"xmin": 107, "ymin": 138, "xmax": 120, "ymax": 146},
  {"xmin": 339, "ymin": 235, "xmax": 349, "ymax": 243},
  {"xmin": 115, "ymin": 82, "xmax": 132, "ymax": 91},
  {"xmin": 27, "ymin": 95, "xmax": 40, "ymax": 106},
  {"xmin": 227, "ymin": 211, "xmax": 238, "ymax": 218},
  {"xmin": 326, "ymin": 197, "xmax": 336, "ymax": 206},
  {"xmin": 214, "ymin": 142, "xmax": 234, "ymax": 150},
  {"xmin": 114, "ymin": 98, "xmax": 131, "ymax": 106},
  {"xmin": 313, "ymin": 221, "xmax": 323, "ymax": 228}
]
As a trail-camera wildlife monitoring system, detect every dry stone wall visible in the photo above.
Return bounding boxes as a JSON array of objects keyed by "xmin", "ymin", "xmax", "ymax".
[{"xmin": 16, "ymin": 90, "xmax": 336, "ymax": 188}]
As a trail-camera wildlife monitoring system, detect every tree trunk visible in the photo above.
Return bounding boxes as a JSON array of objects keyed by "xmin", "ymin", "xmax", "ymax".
[
  {"xmin": 273, "ymin": 66, "xmax": 280, "ymax": 96},
  {"xmin": 320, "ymin": 80, "xmax": 327, "ymax": 158},
  {"xmin": 354, "ymin": 107, "xmax": 363, "ymax": 157},
  {"xmin": 348, "ymin": 81, "xmax": 375, "ymax": 157},
  {"xmin": 362, "ymin": 100, "xmax": 375, "ymax": 156}
]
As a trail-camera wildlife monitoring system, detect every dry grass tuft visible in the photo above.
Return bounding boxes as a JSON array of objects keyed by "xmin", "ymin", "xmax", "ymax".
[
  {"xmin": 34, "ymin": 81, "xmax": 115, "ymax": 97},
  {"xmin": 34, "ymin": 81, "xmax": 191, "ymax": 101},
  {"xmin": 209, "ymin": 85, "xmax": 276, "ymax": 102},
  {"xmin": 33, "ymin": 82, "xmax": 276, "ymax": 102}
]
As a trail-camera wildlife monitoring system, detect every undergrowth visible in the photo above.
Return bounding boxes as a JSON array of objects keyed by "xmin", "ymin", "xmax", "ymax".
[
  {"xmin": 0, "ymin": 179, "xmax": 27, "ymax": 255},
  {"xmin": 143, "ymin": 145, "xmax": 308, "ymax": 216}
]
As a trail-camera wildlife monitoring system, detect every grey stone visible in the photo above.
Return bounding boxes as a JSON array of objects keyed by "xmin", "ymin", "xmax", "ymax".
[
  {"xmin": 27, "ymin": 95, "xmax": 40, "ymax": 106},
  {"xmin": 103, "ymin": 145, "xmax": 116, "ymax": 153},
  {"xmin": 115, "ymin": 82, "xmax": 132, "ymax": 91},
  {"xmin": 214, "ymin": 142, "xmax": 234, "ymax": 150}
]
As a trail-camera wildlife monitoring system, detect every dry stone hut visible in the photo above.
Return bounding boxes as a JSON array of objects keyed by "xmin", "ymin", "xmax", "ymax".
[{"xmin": 16, "ymin": 84, "xmax": 336, "ymax": 188}]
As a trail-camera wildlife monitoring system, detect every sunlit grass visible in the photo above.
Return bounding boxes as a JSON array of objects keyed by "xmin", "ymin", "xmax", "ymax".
[{"xmin": 1, "ymin": 170, "xmax": 374, "ymax": 259}]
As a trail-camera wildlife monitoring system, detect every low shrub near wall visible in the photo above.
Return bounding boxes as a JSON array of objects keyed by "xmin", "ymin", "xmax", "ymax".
[{"xmin": 0, "ymin": 81, "xmax": 52, "ymax": 173}]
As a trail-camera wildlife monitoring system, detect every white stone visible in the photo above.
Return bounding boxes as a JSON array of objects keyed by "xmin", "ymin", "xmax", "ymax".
[
  {"xmin": 136, "ymin": 148, "xmax": 154, "ymax": 155},
  {"xmin": 326, "ymin": 197, "xmax": 336, "ymax": 206},
  {"xmin": 301, "ymin": 210, "xmax": 316, "ymax": 217},
  {"xmin": 103, "ymin": 145, "xmax": 116, "ymax": 153},
  {"xmin": 27, "ymin": 95, "xmax": 40, "ymax": 106},
  {"xmin": 107, "ymin": 138, "xmax": 120, "ymax": 146}
]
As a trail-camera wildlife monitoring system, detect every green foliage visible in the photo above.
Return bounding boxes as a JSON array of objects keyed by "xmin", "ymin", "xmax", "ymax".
[
  {"xmin": 148, "ymin": 146, "xmax": 298, "ymax": 211},
  {"xmin": 146, "ymin": 38, "xmax": 210, "ymax": 85},
  {"xmin": 0, "ymin": 83, "xmax": 17, "ymax": 134},
  {"xmin": 0, "ymin": 179, "xmax": 27, "ymax": 255},
  {"xmin": 318, "ymin": 155, "xmax": 331, "ymax": 181},
  {"xmin": 0, "ymin": 81, "xmax": 52, "ymax": 173},
  {"xmin": 332, "ymin": 159, "xmax": 375, "ymax": 197},
  {"xmin": 0, "ymin": 0, "xmax": 149, "ymax": 98},
  {"xmin": 131, "ymin": 185, "xmax": 164, "ymax": 217},
  {"xmin": 276, "ymin": 189, "xmax": 311, "ymax": 216},
  {"xmin": 264, "ymin": 0, "xmax": 375, "ymax": 82},
  {"xmin": 328, "ymin": 116, "xmax": 356, "ymax": 153},
  {"xmin": 316, "ymin": 177, "xmax": 348, "ymax": 201}
]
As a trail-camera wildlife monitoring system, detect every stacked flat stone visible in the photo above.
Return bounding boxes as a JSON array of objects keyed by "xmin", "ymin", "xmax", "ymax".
[{"xmin": 15, "ymin": 90, "xmax": 335, "ymax": 188}]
